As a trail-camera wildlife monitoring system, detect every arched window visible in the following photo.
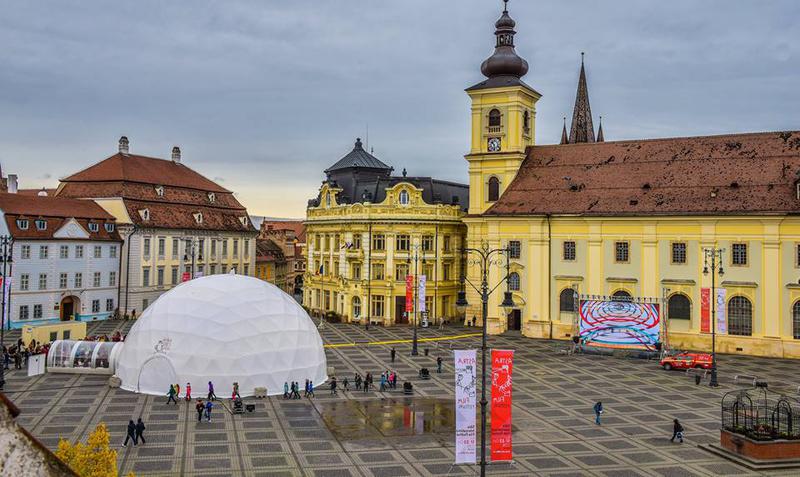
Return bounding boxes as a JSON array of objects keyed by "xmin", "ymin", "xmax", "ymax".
[
  {"xmin": 667, "ymin": 294, "xmax": 691, "ymax": 320},
  {"xmin": 559, "ymin": 288, "xmax": 576, "ymax": 313},
  {"xmin": 398, "ymin": 190, "xmax": 409, "ymax": 205},
  {"xmin": 508, "ymin": 272, "xmax": 520, "ymax": 291},
  {"xmin": 488, "ymin": 177, "xmax": 500, "ymax": 202},
  {"xmin": 611, "ymin": 290, "xmax": 632, "ymax": 302},
  {"xmin": 728, "ymin": 296, "xmax": 753, "ymax": 336},
  {"xmin": 352, "ymin": 297, "xmax": 361, "ymax": 319},
  {"xmin": 488, "ymin": 109, "xmax": 501, "ymax": 127},
  {"xmin": 793, "ymin": 301, "xmax": 800, "ymax": 339}
]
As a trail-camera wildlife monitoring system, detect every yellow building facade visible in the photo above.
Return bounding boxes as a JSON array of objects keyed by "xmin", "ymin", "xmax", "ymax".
[
  {"xmin": 464, "ymin": 4, "xmax": 800, "ymax": 357},
  {"xmin": 303, "ymin": 139, "xmax": 467, "ymax": 325}
]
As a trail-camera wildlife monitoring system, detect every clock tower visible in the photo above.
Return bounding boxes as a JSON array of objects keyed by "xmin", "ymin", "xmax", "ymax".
[{"xmin": 465, "ymin": 0, "xmax": 540, "ymax": 214}]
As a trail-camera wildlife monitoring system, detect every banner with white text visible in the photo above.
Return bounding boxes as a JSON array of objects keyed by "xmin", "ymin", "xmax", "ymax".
[
  {"xmin": 716, "ymin": 288, "xmax": 727, "ymax": 334},
  {"xmin": 491, "ymin": 349, "xmax": 514, "ymax": 461},
  {"xmin": 418, "ymin": 275, "xmax": 427, "ymax": 313},
  {"xmin": 454, "ymin": 350, "xmax": 477, "ymax": 464}
]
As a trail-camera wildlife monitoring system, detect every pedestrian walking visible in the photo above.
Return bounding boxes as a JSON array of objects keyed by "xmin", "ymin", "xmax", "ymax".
[
  {"xmin": 379, "ymin": 373, "xmax": 386, "ymax": 392},
  {"xmin": 304, "ymin": 379, "xmax": 310, "ymax": 397},
  {"xmin": 232, "ymin": 382, "xmax": 241, "ymax": 400},
  {"xmin": 135, "ymin": 418, "xmax": 146, "ymax": 444},
  {"xmin": 122, "ymin": 420, "xmax": 137, "ymax": 447},
  {"xmin": 436, "ymin": 356, "xmax": 443, "ymax": 373},
  {"xmin": 342, "ymin": 376, "xmax": 349, "ymax": 391},
  {"xmin": 207, "ymin": 381, "xmax": 216, "ymax": 401},
  {"xmin": 195, "ymin": 399, "xmax": 205, "ymax": 422},
  {"xmin": 308, "ymin": 380, "xmax": 315, "ymax": 397},
  {"xmin": 175, "ymin": 383, "xmax": 181, "ymax": 400},
  {"xmin": 364, "ymin": 373, "xmax": 372, "ymax": 392},
  {"xmin": 293, "ymin": 381, "xmax": 301, "ymax": 399},
  {"xmin": 330, "ymin": 377, "xmax": 337, "ymax": 395},
  {"xmin": 283, "ymin": 381, "xmax": 290, "ymax": 399},
  {"xmin": 205, "ymin": 400, "xmax": 213, "ymax": 422},
  {"xmin": 390, "ymin": 348, "xmax": 396, "ymax": 363},
  {"xmin": 185, "ymin": 382, "xmax": 192, "ymax": 401},
  {"xmin": 166, "ymin": 384, "xmax": 178, "ymax": 405},
  {"xmin": 593, "ymin": 401, "xmax": 603, "ymax": 425},
  {"xmin": 354, "ymin": 373, "xmax": 362, "ymax": 391},
  {"xmin": 671, "ymin": 419, "xmax": 684, "ymax": 443}
]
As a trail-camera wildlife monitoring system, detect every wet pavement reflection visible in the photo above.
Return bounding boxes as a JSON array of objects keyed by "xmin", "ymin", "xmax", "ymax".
[{"xmin": 316, "ymin": 397, "xmax": 454, "ymax": 440}]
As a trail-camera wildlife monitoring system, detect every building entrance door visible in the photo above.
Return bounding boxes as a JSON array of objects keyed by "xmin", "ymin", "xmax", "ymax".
[
  {"xmin": 60, "ymin": 296, "xmax": 79, "ymax": 321},
  {"xmin": 507, "ymin": 309, "xmax": 521, "ymax": 331},
  {"xmin": 395, "ymin": 297, "xmax": 408, "ymax": 324}
]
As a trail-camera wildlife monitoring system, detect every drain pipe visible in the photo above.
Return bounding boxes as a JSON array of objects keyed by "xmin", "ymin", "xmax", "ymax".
[{"xmin": 547, "ymin": 214, "xmax": 553, "ymax": 339}]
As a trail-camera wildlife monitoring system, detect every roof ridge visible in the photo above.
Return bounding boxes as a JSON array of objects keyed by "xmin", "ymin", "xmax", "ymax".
[
  {"xmin": 537, "ymin": 130, "xmax": 800, "ymax": 147},
  {"xmin": 524, "ymin": 152, "xmax": 800, "ymax": 169}
]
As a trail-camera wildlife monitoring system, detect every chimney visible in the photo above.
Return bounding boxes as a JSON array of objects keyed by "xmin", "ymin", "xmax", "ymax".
[
  {"xmin": 118, "ymin": 136, "xmax": 129, "ymax": 154},
  {"xmin": 7, "ymin": 174, "xmax": 18, "ymax": 194},
  {"xmin": 171, "ymin": 146, "xmax": 181, "ymax": 163}
]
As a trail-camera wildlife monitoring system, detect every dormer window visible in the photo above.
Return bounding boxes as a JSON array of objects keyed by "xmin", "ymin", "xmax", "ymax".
[
  {"xmin": 239, "ymin": 216, "xmax": 249, "ymax": 227},
  {"xmin": 88, "ymin": 222, "xmax": 100, "ymax": 232},
  {"xmin": 207, "ymin": 192, "xmax": 216, "ymax": 203},
  {"xmin": 139, "ymin": 209, "xmax": 150, "ymax": 221},
  {"xmin": 399, "ymin": 190, "xmax": 410, "ymax": 205},
  {"xmin": 104, "ymin": 223, "xmax": 115, "ymax": 233},
  {"xmin": 35, "ymin": 219, "xmax": 47, "ymax": 231},
  {"xmin": 16, "ymin": 219, "xmax": 29, "ymax": 230},
  {"xmin": 155, "ymin": 185, "xmax": 165, "ymax": 197},
  {"xmin": 193, "ymin": 212, "xmax": 203, "ymax": 224}
]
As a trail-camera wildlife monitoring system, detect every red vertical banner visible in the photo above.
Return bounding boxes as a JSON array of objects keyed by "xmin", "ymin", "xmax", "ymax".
[
  {"xmin": 491, "ymin": 349, "xmax": 514, "ymax": 461},
  {"xmin": 700, "ymin": 288, "xmax": 710, "ymax": 333},
  {"xmin": 405, "ymin": 275, "xmax": 414, "ymax": 312}
]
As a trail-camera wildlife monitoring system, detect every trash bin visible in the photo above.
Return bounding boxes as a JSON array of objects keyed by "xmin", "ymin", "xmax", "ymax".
[{"xmin": 424, "ymin": 348, "xmax": 429, "ymax": 356}]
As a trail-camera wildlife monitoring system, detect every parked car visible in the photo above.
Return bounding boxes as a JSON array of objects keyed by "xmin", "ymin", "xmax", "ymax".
[{"xmin": 659, "ymin": 352, "xmax": 712, "ymax": 371}]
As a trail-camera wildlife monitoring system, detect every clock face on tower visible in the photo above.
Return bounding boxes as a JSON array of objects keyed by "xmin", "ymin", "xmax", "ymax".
[{"xmin": 487, "ymin": 137, "xmax": 501, "ymax": 152}]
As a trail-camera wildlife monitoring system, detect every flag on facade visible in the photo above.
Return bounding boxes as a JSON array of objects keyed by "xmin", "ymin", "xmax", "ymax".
[
  {"xmin": 716, "ymin": 288, "xmax": 727, "ymax": 334},
  {"xmin": 405, "ymin": 275, "xmax": 414, "ymax": 312},
  {"xmin": 454, "ymin": 350, "xmax": 477, "ymax": 464},
  {"xmin": 491, "ymin": 349, "xmax": 514, "ymax": 461},
  {"xmin": 700, "ymin": 288, "xmax": 711, "ymax": 333},
  {"xmin": 418, "ymin": 275, "xmax": 427, "ymax": 313}
]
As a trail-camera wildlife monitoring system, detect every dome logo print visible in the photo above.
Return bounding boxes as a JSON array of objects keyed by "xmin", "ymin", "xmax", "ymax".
[{"xmin": 154, "ymin": 338, "xmax": 172, "ymax": 354}]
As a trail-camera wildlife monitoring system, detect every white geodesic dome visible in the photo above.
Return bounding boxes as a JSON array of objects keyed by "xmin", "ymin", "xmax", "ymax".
[{"xmin": 116, "ymin": 274, "xmax": 327, "ymax": 397}]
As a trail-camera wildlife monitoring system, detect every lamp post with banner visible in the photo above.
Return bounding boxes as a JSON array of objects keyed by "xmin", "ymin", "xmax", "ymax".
[
  {"xmin": 455, "ymin": 242, "xmax": 515, "ymax": 477},
  {"xmin": 407, "ymin": 244, "xmax": 426, "ymax": 356},
  {"xmin": 0, "ymin": 235, "xmax": 13, "ymax": 390},
  {"xmin": 703, "ymin": 247, "xmax": 724, "ymax": 387}
]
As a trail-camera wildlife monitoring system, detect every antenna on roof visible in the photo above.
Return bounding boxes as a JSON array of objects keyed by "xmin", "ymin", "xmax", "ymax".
[{"xmin": 366, "ymin": 123, "xmax": 369, "ymax": 153}]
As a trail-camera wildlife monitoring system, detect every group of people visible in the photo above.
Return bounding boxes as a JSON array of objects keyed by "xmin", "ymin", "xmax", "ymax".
[
  {"xmin": 3, "ymin": 339, "xmax": 51, "ymax": 370},
  {"xmin": 282, "ymin": 380, "xmax": 315, "ymax": 399},
  {"xmin": 166, "ymin": 381, "xmax": 222, "ymax": 404},
  {"xmin": 122, "ymin": 418, "xmax": 146, "ymax": 447},
  {"xmin": 593, "ymin": 401, "xmax": 685, "ymax": 443}
]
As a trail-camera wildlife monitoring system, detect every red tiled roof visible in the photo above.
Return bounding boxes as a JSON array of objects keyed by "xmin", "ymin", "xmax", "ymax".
[
  {"xmin": 0, "ymin": 193, "xmax": 121, "ymax": 241},
  {"xmin": 260, "ymin": 220, "xmax": 306, "ymax": 242},
  {"xmin": 485, "ymin": 131, "xmax": 800, "ymax": 216},
  {"xmin": 121, "ymin": 200, "xmax": 253, "ymax": 232},
  {"xmin": 62, "ymin": 153, "xmax": 230, "ymax": 193},
  {"xmin": 18, "ymin": 188, "xmax": 57, "ymax": 197}
]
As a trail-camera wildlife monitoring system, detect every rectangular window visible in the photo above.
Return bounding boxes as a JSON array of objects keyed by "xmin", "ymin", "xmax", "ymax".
[
  {"xmin": 19, "ymin": 305, "xmax": 29, "ymax": 320},
  {"xmin": 143, "ymin": 237, "xmax": 151, "ymax": 258},
  {"xmin": 422, "ymin": 235, "xmax": 434, "ymax": 252},
  {"xmin": 198, "ymin": 239, "xmax": 205, "ymax": 260},
  {"xmin": 423, "ymin": 264, "xmax": 434, "ymax": 279},
  {"xmin": 395, "ymin": 263, "xmax": 409, "ymax": 281},
  {"xmin": 60, "ymin": 245, "xmax": 69, "ymax": 259},
  {"xmin": 353, "ymin": 235, "xmax": 362, "ymax": 249},
  {"xmin": 109, "ymin": 271, "xmax": 117, "ymax": 287},
  {"xmin": 33, "ymin": 304, "xmax": 43, "ymax": 319},
  {"xmin": 75, "ymin": 245, "xmax": 83, "ymax": 258},
  {"xmin": 443, "ymin": 263, "xmax": 452, "ymax": 281},
  {"xmin": 222, "ymin": 240, "xmax": 229, "ymax": 258},
  {"xmin": 143, "ymin": 268, "xmax": 150, "ymax": 287},
  {"xmin": 396, "ymin": 234, "xmax": 410, "ymax": 252},
  {"xmin": 244, "ymin": 264, "xmax": 249, "ymax": 276},
  {"xmin": 171, "ymin": 267, "xmax": 178, "ymax": 284},
  {"xmin": 21, "ymin": 245, "xmax": 31, "ymax": 259},
  {"xmin": 210, "ymin": 239, "xmax": 217, "ymax": 258},
  {"xmin": 93, "ymin": 272, "xmax": 101, "ymax": 288},
  {"xmin": 38, "ymin": 273, "xmax": 47, "ymax": 290},
  {"xmin": 74, "ymin": 273, "xmax": 82, "ymax": 288},
  {"xmin": 106, "ymin": 299, "xmax": 114, "ymax": 312},
  {"xmin": 732, "ymin": 243, "xmax": 748, "ymax": 266},
  {"xmin": 352, "ymin": 263, "xmax": 361, "ymax": 280},
  {"xmin": 244, "ymin": 239, "xmax": 250, "ymax": 258},
  {"xmin": 372, "ymin": 234, "xmax": 385, "ymax": 251},
  {"xmin": 672, "ymin": 242, "xmax": 687, "ymax": 264},
  {"xmin": 20, "ymin": 274, "xmax": 29, "ymax": 291},
  {"xmin": 508, "ymin": 240, "xmax": 521, "ymax": 259},
  {"xmin": 371, "ymin": 295, "xmax": 385, "ymax": 319},
  {"xmin": 371, "ymin": 263, "xmax": 385, "ymax": 280},
  {"xmin": 233, "ymin": 240, "xmax": 239, "ymax": 258},
  {"xmin": 157, "ymin": 267, "xmax": 164, "ymax": 286},
  {"xmin": 210, "ymin": 264, "xmax": 217, "ymax": 275},
  {"xmin": 158, "ymin": 238, "xmax": 166, "ymax": 258},
  {"xmin": 94, "ymin": 246, "xmax": 102, "ymax": 258},
  {"xmin": 443, "ymin": 235, "xmax": 451, "ymax": 252},
  {"xmin": 39, "ymin": 245, "xmax": 48, "ymax": 259},
  {"xmin": 59, "ymin": 273, "xmax": 68, "ymax": 289},
  {"xmin": 563, "ymin": 241, "xmax": 576, "ymax": 261},
  {"xmin": 172, "ymin": 238, "xmax": 179, "ymax": 259},
  {"xmin": 109, "ymin": 245, "xmax": 117, "ymax": 259},
  {"xmin": 91, "ymin": 300, "xmax": 100, "ymax": 313},
  {"xmin": 615, "ymin": 241, "xmax": 629, "ymax": 263}
]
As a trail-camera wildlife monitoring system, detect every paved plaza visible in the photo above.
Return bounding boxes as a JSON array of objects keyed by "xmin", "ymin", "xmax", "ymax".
[{"xmin": 4, "ymin": 321, "xmax": 800, "ymax": 476}]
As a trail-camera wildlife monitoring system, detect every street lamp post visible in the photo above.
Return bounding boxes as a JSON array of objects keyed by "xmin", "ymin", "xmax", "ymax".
[
  {"xmin": 0, "ymin": 235, "xmax": 13, "ymax": 391},
  {"xmin": 408, "ymin": 245, "xmax": 426, "ymax": 356},
  {"xmin": 455, "ymin": 242, "xmax": 515, "ymax": 477},
  {"xmin": 703, "ymin": 247, "xmax": 725, "ymax": 387},
  {"xmin": 183, "ymin": 238, "xmax": 198, "ymax": 279}
]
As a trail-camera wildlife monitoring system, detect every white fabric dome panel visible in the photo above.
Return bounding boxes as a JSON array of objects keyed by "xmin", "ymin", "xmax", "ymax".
[{"xmin": 117, "ymin": 274, "xmax": 327, "ymax": 396}]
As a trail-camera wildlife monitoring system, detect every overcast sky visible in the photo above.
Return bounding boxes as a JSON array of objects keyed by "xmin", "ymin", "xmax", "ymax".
[{"xmin": 1, "ymin": 1, "xmax": 798, "ymax": 217}]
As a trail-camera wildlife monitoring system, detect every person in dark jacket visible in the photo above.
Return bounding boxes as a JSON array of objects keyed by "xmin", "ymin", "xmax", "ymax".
[
  {"xmin": 436, "ymin": 356, "xmax": 443, "ymax": 373},
  {"xmin": 196, "ymin": 399, "xmax": 205, "ymax": 422},
  {"xmin": 593, "ymin": 401, "xmax": 603, "ymax": 425},
  {"xmin": 166, "ymin": 384, "xmax": 178, "ymax": 404},
  {"xmin": 390, "ymin": 348, "xmax": 396, "ymax": 363},
  {"xmin": 135, "ymin": 418, "xmax": 146, "ymax": 444},
  {"xmin": 671, "ymin": 419, "xmax": 684, "ymax": 443},
  {"xmin": 122, "ymin": 420, "xmax": 137, "ymax": 447}
]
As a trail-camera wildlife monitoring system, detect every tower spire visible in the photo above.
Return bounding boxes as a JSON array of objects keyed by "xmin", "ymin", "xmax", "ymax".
[
  {"xmin": 479, "ymin": 0, "xmax": 529, "ymax": 80},
  {"xmin": 597, "ymin": 116, "xmax": 605, "ymax": 142},
  {"xmin": 568, "ymin": 52, "xmax": 595, "ymax": 143},
  {"xmin": 560, "ymin": 117, "xmax": 569, "ymax": 145}
]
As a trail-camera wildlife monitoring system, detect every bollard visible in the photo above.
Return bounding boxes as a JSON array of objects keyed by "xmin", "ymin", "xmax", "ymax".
[{"xmin": 424, "ymin": 348, "xmax": 429, "ymax": 356}]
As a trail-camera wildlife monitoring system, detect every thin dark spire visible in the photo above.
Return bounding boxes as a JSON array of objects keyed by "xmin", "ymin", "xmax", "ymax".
[
  {"xmin": 568, "ymin": 53, "xmax": 595, "ymax": 144},
  {"xmin": 597, "ymin": 116, "xmax": 605, "ymax": 142},
  {"xmin": 560, "ymin": 117, "xmax": 569, "ymax": 145},
  {"xmin": 503, "ymin": 0, "xmax": 509, "ymax": 13}
]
